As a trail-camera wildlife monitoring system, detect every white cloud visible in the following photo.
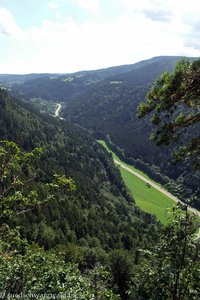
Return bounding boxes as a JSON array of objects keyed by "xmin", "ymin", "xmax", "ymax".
[
  {"xmin": 115, "ymin": 0, "xmax": 161, "ymax": 14},
  {"xmin": 0, "ymin": 6, "xmax": 25, "ymax": 38},
  {"xmin": 73, "ymin": 0, "xmax": 101, "ymax": 13},
  {"xmin": 182, "ymin": 17, "xmax": 200, "ymax": 51},
  {"xmin": 14, "ymin": 13, "xmax": 191, "ymax": 73},
  {"xmin": 1, "ymin": 0, "xmax": 200, "ymax": 73},
  {"xmin": 48, "ymin": 2, "xmax": 59, "ymax": 10},
  {"xmin": 114, "ymin": 0, "xmax": 200, "ymax": 55},
  {"xmin": 142, "ymin": 8, "xmax": 172, "ymax": 22}
]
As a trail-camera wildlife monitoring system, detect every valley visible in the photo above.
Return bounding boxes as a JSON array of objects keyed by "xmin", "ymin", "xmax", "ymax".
[
  {"xmin": 59, "ymin": 56, "xmax": 200, "ymax": 210},
  {"xmin": 0, "ymin": 56, "xmax": 200, "ymax": 299},
  {"xmin": 99, "ymin": 140, "xmax": 200, "ymax": 224},
  {"xmin": 2, "ymin": 56, "xmax": 200, "ymax": 216}
]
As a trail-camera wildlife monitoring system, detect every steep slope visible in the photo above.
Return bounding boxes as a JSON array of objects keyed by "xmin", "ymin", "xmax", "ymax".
[
  {"xmin": 0, "ymin": 88, "xmax": 160, "ymax": 250},
  {"xmin": 63, "ymin": 57, "xmax": 181, "ymax": 161},
  {"xmin": 62, "ymin": 56, "xmax": 200, "ymax": 208}
]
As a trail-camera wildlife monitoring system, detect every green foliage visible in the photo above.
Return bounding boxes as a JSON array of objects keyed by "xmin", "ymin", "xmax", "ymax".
[
  {"xmin": 0, "ymin": 140, "xmax": 74, "ymax": 219},
  {"xmin": 0, "ymin": 140, "xmax": 42, "ymax": 218},
  {"xmin": 88, "ymin": 265, "xmax": 121, "ymax": 299},
  {"xmin": 0, "ymin": 140, "xmax": 119, "ymax": 299},
  {"xmin": 109, "ymin": 250, "xmax": 134, "ymax": 299},
  {"xmin": 130, "ymin": 205, "xmax": 200, "ymax": 300},
  {"xmin": 137, "ymin": 58, "xmax": 200, "ymax": 168},
  {"xmin": 0, "ymin": 227, "xmax": 117, "ymax": 299},
  {"xmin": 45, "ymin": 174, "xmax": 76, "ymax": 196}
]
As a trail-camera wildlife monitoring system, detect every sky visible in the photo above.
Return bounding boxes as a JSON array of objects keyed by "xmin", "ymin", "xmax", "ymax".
[{"xmin": 0, "ymin": 0, "xmax": 200, "ymax": 74}]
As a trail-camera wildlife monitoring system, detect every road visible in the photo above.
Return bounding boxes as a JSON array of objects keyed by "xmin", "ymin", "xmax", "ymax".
[
  {"xmin": 114, "ymin": 159, "xmax": 200, "ymax": 218},
  {"xmin": 54, "ymin": 103, "xmax": 62, "ymax": 117}
]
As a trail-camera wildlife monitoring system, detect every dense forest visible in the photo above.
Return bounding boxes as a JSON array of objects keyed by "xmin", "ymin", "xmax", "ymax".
[
  {"xmin": 0, "ymin": 88, "xmax": 163, "ymax": 299},
  {"xmin": 0, "ymin": 57, "xmax": 200, "ymax": 299}
]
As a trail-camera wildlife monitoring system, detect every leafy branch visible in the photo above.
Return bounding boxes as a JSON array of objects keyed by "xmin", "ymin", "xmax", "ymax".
[{"xmin": 0, "ymin": 140, "xmax": 76, "ymax": 219}]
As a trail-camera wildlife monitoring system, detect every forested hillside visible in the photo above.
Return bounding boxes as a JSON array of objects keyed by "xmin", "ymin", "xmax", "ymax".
[
  {"xmin": 61, "ymin": 57, "xmax": 200, "ymax": 208},
  {"xmin": 0, "ymin": 73, "xmax": 55, "ymax": 86},
  {"xmin": 0, "ymin": 88, "xmax": 160, "ymax": 250},
  {"xmin": 0, "ymin": 87, "xmax": 165, "ymax": 298},
  {"xmin": 10, "ymin": 67, "xmax": 131, "ymax": 102}
]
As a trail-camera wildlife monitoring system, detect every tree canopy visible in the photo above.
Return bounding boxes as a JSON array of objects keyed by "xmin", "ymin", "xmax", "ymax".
[
  {"xmin": 130, "ymin": 205, "xmax": 200, "ymax": 300},
  {"xmin": 137, "ymin": 58, "xmax": 200, "ymax": 168},
  {"xmin": 0, "ymin": 140, "xmax": 120, "ymax": 299}
]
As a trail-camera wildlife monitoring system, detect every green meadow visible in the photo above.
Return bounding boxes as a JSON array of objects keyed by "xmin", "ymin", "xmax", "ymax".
[
  {"xmin": 98, "ymin": 140, "xmax": 162, "ymax": 184},
  {"xmin": 98, "ymin": 140, "xmax": 175, "ymax": 224}
]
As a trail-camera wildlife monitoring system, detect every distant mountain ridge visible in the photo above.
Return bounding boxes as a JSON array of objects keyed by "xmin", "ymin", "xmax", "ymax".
[
  {"xmin": 0, "ymin": 73, "xmax": 57, "ymax": 87},
  {"xmin": 1, "ymin": 56, "xmax": 186, "ymax": 101},
  {"xmin": 0, "ymin": 56, "xmax": 181, "ymax": 83}
]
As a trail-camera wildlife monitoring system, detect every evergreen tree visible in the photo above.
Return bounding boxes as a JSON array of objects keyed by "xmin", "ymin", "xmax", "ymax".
[{"xmin": 137, "ymin": 58, "xmax": 200, "ymax": 168}]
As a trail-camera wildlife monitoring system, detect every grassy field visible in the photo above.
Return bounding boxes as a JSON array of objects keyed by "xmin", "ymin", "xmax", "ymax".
[
  {"xmin": 98, "ymin": 140, "xmax": 162, "ymax": 185},
  {"xmin": 98, "ymin": 140, "xmax": 175, "ymax": 224}
]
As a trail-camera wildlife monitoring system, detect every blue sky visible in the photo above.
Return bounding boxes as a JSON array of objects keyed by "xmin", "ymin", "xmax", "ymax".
[{"xmin": 0, "ymin": 0, "xmax": 200, "ymax": 74}]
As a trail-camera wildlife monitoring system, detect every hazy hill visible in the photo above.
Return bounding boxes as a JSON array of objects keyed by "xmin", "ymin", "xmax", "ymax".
[
  {"xmin": 7, "ymin": 56, "xmax": 181, "ymax": 102},
  {"xmin": 0, "ymin": 73, "xmax": 59, "ymax": 88},
  {"xmin": 9, "ymin": 66, "xmax": 138, "ymax": 102}
]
